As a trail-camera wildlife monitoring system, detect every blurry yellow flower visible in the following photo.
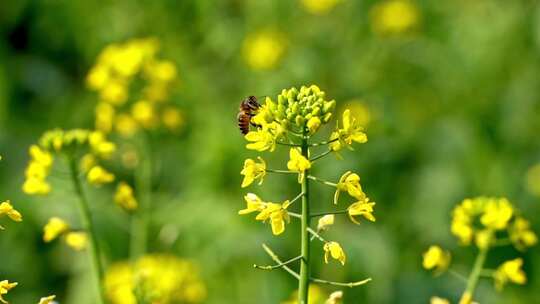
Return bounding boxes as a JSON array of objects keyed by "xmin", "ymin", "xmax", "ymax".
[
  {"xmin": 37, "ymin": 295, "xmax": 56, "ymax": 304},
  {"xmin": 95, "ymin": 102, "xmax": 116, "ymax": 133},
  {"xmin": 281, "ymin": 284, "xmax": 326, "ymax": 304},
  {"xmin": 325, "ymin": 290, "xmax": 343, "ymax": 304},
  {"xmin": 104, "ymin": 254, "xmax": 206, "ymax": 304},
  {"xmin": 255, "ymin": 200, "xmax": 292, "ymax": 235},
  {"xmin": 240, "ymin": 157, "xmax": 266, "ymax": 188},
  {"xmin": 341, "ymin": 100, "xmax": 371, "ymax": 128},
  {"xmin": 300, "ymin": 0, "xmax": 341, "ymax": 15},
  {"xmin": 334, "ymin": 171, "xmax": 365, "ymax": 204},
  {"xmin": 238, "ymin": 193, "xmax": 266, "ymax": 215},
  {"xmin": 115, "ymin": 114, "xmax": 139, "ymax": 137},
  {"xmin": 324, "ymin": 241, "xmax": 346, "ymax": 265},
  {"xmin": 100, "ymin": 80, "xmax": 128, "ymax": 106},
  {"xmin": 242, "ymin": 31, "xmax": 286, "ymax": 70},
  {"xmin": 370, "ymin": 0, "xmax": 419, "ymax": 36},
  {"xmin": 86, "ymin": 64, "xmax": 110, "ymax": 90},
  {"xmin": 162, "ymin": 107, "xmax": 184, "ymax": 131},
  {"xmin": 22, "ymin": 177, "xmax": 51, "ymax": 195},
  {"xmin": 480, "ymin": 198, "xmax": 513, "ymax": 230},
  {"xmin": 330, "ymin": 109, "xmax": 367, "ymax": 152},
  {"xmin": 89, "ymin": 131, "xmax": 116, "ymax": 158},
  {"xmin": 422, "ymin": 245, "xmax": 451, "ymax": 275},
  {"xmin": 430, "ymin": 297, "xmax": 450, "ymax": 304},
  {"xmin": 29, "ymin": 145, "xmax": 53, "ymax": 168},
  {"xmin": 458, "ymin": 292, "xmax": 472, "ymax": 304},
  {"xmin": 0, "ymin": 201, "xmax": 22, "ymax": 230},
  {"xmin": 306, "ymin": 116, "xmax": 321, "ymax": 134},
  {"xmin": 145, "ymin": 60, "xmax": 177, "ymax": 83},
  {"xmin": 114, "ymin": 182, "xmax": 138, "ymax": 211},
  {"xmin": 87, "ymin": 166, "xmax": 115, "ymax": 185},
  {"xmin": 525, "ymin": 163, "xmax": 540, "ymax": 196},
  {"xmin": 494, "ymin": 258, "xmax": 526, "ymax": 290},
  {"xmin": 317, "ymin": 214, "xmax": 335, "ymax": 231},
  {"xmin": 0, "ymin": 280, "xmax": 17, "ymax": 304},
  {"xmin": 43, "ymin": 217, "xmax": 69, "ymax": 242},
  {"xmin": 287, "ymin": 148, "xmax": 311, "ymax": 183},
  {"xmin": 245, "ymin": 129, "xmax": 276, "ymax": 152},
  {"xmin": 347, "ymin": 198, "xmax": 376, "ymax": 224},
  {"xmin": 65, "ymin": 232, "xmax": 87, "ymax": 251},
  {"xmin": 132, "ymin": 100, "xmax": 157, "ymax": 129},
  {"xmin": 509, "ymin": 217, "xmax": 537, "ymax": 251},
  {"xmin": 475, "ymin": 229, "xmax": 493, "ymax": 250}
]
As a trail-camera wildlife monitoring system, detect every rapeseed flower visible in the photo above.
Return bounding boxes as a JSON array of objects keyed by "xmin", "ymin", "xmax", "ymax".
[
  {"xmin": 287, "ymin": 148, "xmax": 311, "ymax": 183},
  {"xmin": 347, "ymin": 198, "xmax": 376, "ymax": 224},
  {"xmin": 114, "ymin": 182, "xmax": 138, "ymax": 211},
  {"xmin": 242, "ymin": 30, "xmax": 286, "ymax": 70},
  {"xmin": 0, "ymin": 201, "xmax": 22, "ymax": 229},
  {"xmin": 0, "ymin": 280, "xmax": 17, "ymax": 304},
  {"xmin": 422, "ymin": 245, "xmax": 451, "ymax": 275},
  {"xmin": 370, "ymin": 0, "xmax": 420, "ymax": 36},
  {"xmin": 240, "ymin": 157, "xmax": 266, "ymax": 187},
  {"xmin": 334, "ymin": 171, "xmax": 365, "ymax": 204},
  {"xmin": 323, "ymin": 242, "xmax": 346, "ymax": 265},
  {"xmin": 494, "ymin": 258, "xmax": 526, "ymax": 290}
]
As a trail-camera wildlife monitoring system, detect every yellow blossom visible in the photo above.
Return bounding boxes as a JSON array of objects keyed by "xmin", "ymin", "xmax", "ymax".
[
  {"xmin": 115, "ymin": 114, "xmax": 139, "ymax": 137},
  {"xmin": 86, "ymin": 64, "xmax": 110, "ymax": 90},
  {"xmin": 238, "ymin": 193, "xmax": 267, "ymax": 215},
  {"xmin": 80, "ymin": 154, "xmax": 97, "ymax": 173},
  {"xmin": 430, "ymin": 297, "xmax": 450, "ymax": 304},
  {"xmin": 370, "ymin": 0, "xmax": 419, "ymax": 36},
  {"xmin": 324, "ymin": 241, "xmax": 346, "ymax": 265},
  {"xmin": 43, "ymin": 217, "xmax": 69, "ymax": 242},
  {"xmin": 0, "ymin": 280, "xmax": 17, "ymax": 304},
  {"xmin": 300, "ymin": 0, "xmax": 341, "ymax": 15},
  {"xmin": 255, "ymin": 201, "xmax": 292, "ymax": 235},
  {"xmin": 65, "ymin": 232, "xmax": 87, "ymax": 251},
  {"xmin": 132, "ymin": 100, "xmax": 157, "ymax": 129},
  {"xmin": 162, "ymin": 107, "xmax": 184, "ymax": 131},
  {"xmin": 95, "ymin": 102, "xmax": 116, "ymax": 133},
  {"xmin": 114, "ymin": 182, "xmax": 138, "ymax": 211},
  {"xmin": 145, "ymin": 60, "xmax": 177, "ymax": 83},
  {"xmin": 242, "ymin": 31, "xmax": 286, "ymax": 70},
  {"xmin": 87, "ymin": 166, "xmax": 115, "ymax": 185},
  {"xmin": 29, "ymin": 145, "xmax": 53, "ymax": 168},
  {"xmin": 38, "ymin": 295, "xmax": 56, "ymax": 304},
  {"xmin": 494, "ymin": 258, "xmax": 526, "ymax": 290},
  {"xmin": 509, "ymin": 217, "xmax": 538, "ymax": 251},
  {"xmin": 317, "ymin": 214, "xmax": 335, "ymax": 231},
  {"xmin": 334, "ymin": 171, "xmax": 365, "ymax": 204},
  {"xmin": 0, "ymin": 201, "xmax": 22, "ymax": 230},
  {"xmin": 22, "ymin": 177, "xmax": 51, "ymax": 195},
  {"xmin": 306, "ymin": 117, "xmax": 321, "ymax": 134},
  {"xmin": 100, "ymin": 80, "xmax": 128, "ymax": 105},
  {"xmin": 88, "ymin": 131, "xmax": 116, "ymax": 158},
  {"xmin": 480, "ymin": 198, "xmax": 513, "ymax": 230},
  {"xmin": 325, "ymin": 290, "xmax": 343, "ymax": 304},
  {"xmin": 475, "ymin": 229, "xmax": 493, "ymax": 250},
  {"xmin": 240, "ymin": 157, "xmax": 266, "ymax": 188},
  {"xmin": 422, "ymin": 245, "xmax": 451, "ymax": 275},
  {"xmin": 281, "ymin": 284, "xmax": 327, "ymax": 304},
  {"xmin": 245, "ymin": 129, "xmax": 276, "ymax": 152},
  {"xmin": 287, "ymin": 148, "xmax": 311, "ymax": 183},
  {"xmin": 347, "ymin": 198, "xmax": 376, "ymax": 224}
]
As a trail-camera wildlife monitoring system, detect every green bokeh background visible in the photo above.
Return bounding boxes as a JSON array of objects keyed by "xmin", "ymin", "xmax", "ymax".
[{"xmin": 1, "ymin": 0, "xmax": 540, "ymax": 303}]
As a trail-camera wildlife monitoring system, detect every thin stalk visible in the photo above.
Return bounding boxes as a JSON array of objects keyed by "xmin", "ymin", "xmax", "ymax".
[
  {"xmin": 460, "ymin": 247, "xmax": 488, "ymax": 303},
  {"xmin": 267, "ymin": 169, "xmax": 296, "ymax": 174},
  {"xmin": 262, "ymin": 244, "xmax": 300, "ymax": 280},
  {"xmin": 310, "ymin": 210, "xmax": 349, "ymax": 218},
  {"xmin": 130, "ymin": 134, "xmax": 152, "ymax": 260},
  {"xmin": 298, "ymin": 134, "xmax": 311, "ymax": 304},
  {"xmin": 309, "ymin": 138, "xmax": 339, "ymax": 147},
  {"xmin": 254, "ymin": 255, "xmax": 302, "ymax": 270},
  {"xmin": 311, "ymin": 277, "xmax": 372, "ymax": 287},
  {"xmin": 307, "ymin": 227, "xmax": 327, "ymax": 243},
  {"xmin": 307, "ymin": 175, "xmax": 337, "ymax": 187},
  {"xmin": 310, "ymin": 149, "xmax": 332, "ymax": 162},
  {"xmin": 68, "ymin": 157, "xmax": 105, "ymax": 304}
]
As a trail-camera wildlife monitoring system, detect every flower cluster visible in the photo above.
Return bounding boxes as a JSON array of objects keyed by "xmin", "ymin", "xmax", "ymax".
[
  {"xmin": 238, "ymin": 85, "xmax": 374, "ymax": 302},
  {"xmin": 423, "ymin": 197, "xmax": 537, "ymax": 303},
  {"xmin": 87, "ymin": 38, "xmax": 183, "ymax": 137},
  {"xmin": 104, "ymin": 254, "xmax": 206, "ymax": 304},
  {"xmin": 43, "ymin": 217, "xmax": 87, "ymax": 251}
]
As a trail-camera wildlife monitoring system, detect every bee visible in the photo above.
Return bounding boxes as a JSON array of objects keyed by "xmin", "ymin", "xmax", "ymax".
[{"xmin": 237, "ymin": 96, "xmax": 261, "ymax": 135}]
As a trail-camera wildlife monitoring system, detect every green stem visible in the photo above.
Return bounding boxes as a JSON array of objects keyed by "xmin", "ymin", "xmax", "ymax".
[
  {"xmin": 310, "ymin": 210, "xmax": 349, "ymax": 218},
  {"xmin": 460, "ymin": 247, "xmax": 488, "ymax": 303},
  {"xmin": 310, "ymin": 149, "xmax": 332, "ymax": 162},
  {"xmin": 254, "ymin": 255, "xmax": 302, "ymax": 270},
  {"xmin": 267, "ymin": 169, "xmax": 296, "ymax": 174},
  {"xmin": 68, "ymin": 157, "xmax": 106, "ymax": 304},
  {"xmin": 307, "ymin": 175, "xmax": 337, "ymax": 187},
  {"xmin": 298, "ymin": 134, "xmax": 311, "ymax": 304},
  {"xmin": 130, "ymin": 135, "xmax": 152, "ymax": 260}
]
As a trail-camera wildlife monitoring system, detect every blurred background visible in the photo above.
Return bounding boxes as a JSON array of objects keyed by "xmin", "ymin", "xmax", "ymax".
[{"xmin": 1, "ymin": 0, "xmax": 540, "ymax": 303}]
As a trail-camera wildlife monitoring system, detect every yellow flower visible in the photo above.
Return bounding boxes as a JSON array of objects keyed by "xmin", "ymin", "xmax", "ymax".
[
  {"xmin": 240, "ymin": 157, "xmax": 266, "ymax": 188},
  {"xmin": 334, "ymin": 171, "xmax": 365, "ymax": 204},
  {"xmin": 87, "ymin": 166, "xmax": 115, "ymax": 185},
  {"xmin": 114, "ymin": 182, "xmax": 138, "ymax": 211},
  {"xmin": 0, "ymin": 280, "xmax": 17, "ymax": 304},
  {"xmin": 65, "ymin": 232, "xmax": 87, "ymax": 251},
  {"xmin": 317, "ymin": 214, "xmax": 335, "ymax": 231},
  {"xmin": 306, "ymin": 117, "xmax": 321, "ymax": 134},
  {"xmin": 475, "ymin": 229, "xmax": 493, "ymax": 250},
  {"xmin": 509, "ymin": 217, "xmax": 538, "ymax": 251},
  {"xmin": 100, "ymin": 80, "xmax": 128, "ymax": 105},
  {"xmin": 325, "ymin": 291, "xmax": 343, "ymax": 304},
  {"xmin": 430, "ymin": 297, "xmax": 450, "ymax": 304},
  {"xmin": 287, "ymin": 148, "xmax": 311, "ymax": 183},
  {"xmin": 300, "ymin": 0, "xmax": 341, "ymax": 15},
  {"xmin": 89, "ymin": 131, "xmax": 116, "ymax": 158},
  {"xmin": 324, "ymin": 241, "xmax": 346, "ymax": 265},
  {"xmin": 104, "ymin": 254, "xmax": 206, "ymax": 304},
  {"xmin": 29, "ymin": 145, "xmax": 53, "ymax": 168},
  {"xmin": 281, "ymin": 284, "xmax": 326, "ymax": 304},
  {"xmin": 145, "ymin": 60, "xmax": 177, "ymax": 83},
  {"xmin": 347, "ymin": 198, "xmax": 376, "ymax": 224},
  {"xmin": 494, "ymin": 258, "xmax": 526, "ymax": 290},
  {"xmin": 43, "ymin": 217, "xmax": 69, "ymax": 242},
  {"xmin": 115, "ymin": 114, "xmax": 139, "ymax": 137},
  {"xmin": 480, "ymin": 198, "xmax": 513, "ymax": 230},
  {"xmin": 330, "ymin": 109, "xmax": 367, "ymax": 152},
  {"xmin": 370, "ymin": 0, "xmax": 419, "ymax": 35},
  {"xmin": 37, "ymin": 295, "xmax": 56, "ymax": 304},
  {"xmin": 242, "ymin": 31, "xmax": 286, "ymax": 70},
  {"xmin": 238, "ymin": 193, "xmax": 267, "ymax": 215},
  {"xmin": 22, "ymin": 177, "xmax": 51, "ymax": 195},
  {"xmin": 95, "ymin": 102, "xmax": 115, "ymax": 133},
  {"xmin": 245, "ymin": 129, "xmax": 276, "ymax": 152},
  {"xmin": 162, "ymin": 107, "xmax": 184, "ymax": 131},
  {"xmin": 0, "ymin": 201, "xmax": 23, "ymax": 229},
  {"xmin": 132, "ymin": 100, "xmax": 157, "ymax": 129},
  {"xmin": 86, "ymin": 64, "xmax": 110, "ymax": 90},
  {"xmin": 255, "ymin": 201, "xmax": 292, "ymax": 235},
  {"xmin": 422, "ymin": 245, "xmax": 451, "ymax": 275}
]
